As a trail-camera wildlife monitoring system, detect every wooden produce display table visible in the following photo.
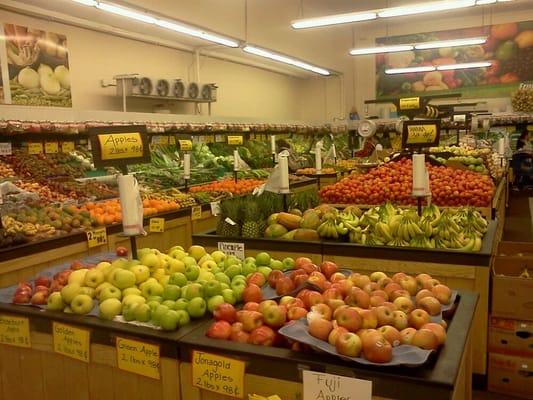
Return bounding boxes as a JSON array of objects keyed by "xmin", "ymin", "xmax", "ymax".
[{"xmin": 178, "ymin": 291, "xmax": 478, "ymax": 400}]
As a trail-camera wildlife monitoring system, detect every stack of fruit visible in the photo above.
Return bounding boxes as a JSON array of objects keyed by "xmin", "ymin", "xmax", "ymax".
[
  {"xmin": 206, "ymin": 259, "xmax": 450, "ymax": 364},
  {"xmin": 296, "ymin": 167, "xmax": 336, "ymax": 175},
  {"xmin": 141, "ymin": 187, "xmax": 197, "ymax": 208},
  {"xmin": 189, "ymin": 178, "xmax": 265, "ymax": 196},
  {"xmin": 430, "ymin": 155, "xmax": 488, "ymax": 174}
]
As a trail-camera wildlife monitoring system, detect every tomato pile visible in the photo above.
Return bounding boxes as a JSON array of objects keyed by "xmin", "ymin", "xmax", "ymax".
[
  {"xmin": 189, "ymin": 178, "xmax": 265, "ymax": 196},
  {"xmin": 320, "ymin": 158, "xmax": 494, "ymax": 207}
]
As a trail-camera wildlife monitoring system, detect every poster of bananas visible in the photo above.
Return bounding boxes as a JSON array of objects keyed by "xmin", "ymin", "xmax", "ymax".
[{"xmin": 2, "ymin": 23, "xmax": 71, "ymax": 107}]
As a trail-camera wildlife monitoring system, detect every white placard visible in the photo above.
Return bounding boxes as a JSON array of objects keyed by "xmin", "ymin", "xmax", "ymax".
[
  {"xmin": 0, "ymin": 142, "xmax": 12, "ymax": 155},
  {"xmin": 303, "ymin": 371, "xmax": 372, "ymax": 400},
  {"xmin": 210, "ymin": 201, "xmax": 221, "ymax": 216},
  {"xmin": 217, "ymin": 242, "xmax": 245, "ymax": 260}
]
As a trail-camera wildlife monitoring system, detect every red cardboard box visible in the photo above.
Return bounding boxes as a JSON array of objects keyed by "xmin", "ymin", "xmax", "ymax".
[{"xmin": 489, "ymin": 317, "xmax": 533, "ymax": 358}]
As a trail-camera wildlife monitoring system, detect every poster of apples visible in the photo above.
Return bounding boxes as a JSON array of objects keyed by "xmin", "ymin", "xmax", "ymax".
[
  {"xmin": 376, "ymin": 21, "xmax": 533, "ymax": 99},
  {"xmin": 4, "ymin": 23, "xmax": 71, "ymax": 107}
]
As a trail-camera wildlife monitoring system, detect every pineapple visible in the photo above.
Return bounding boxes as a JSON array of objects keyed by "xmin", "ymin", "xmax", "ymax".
[
  {"xmin": 217, "ymin": 199, "xmax": 241, "ymax": 237},
  {"xmin": 242, "ymin": 201, "xmax": 261, "ymax": 238}
]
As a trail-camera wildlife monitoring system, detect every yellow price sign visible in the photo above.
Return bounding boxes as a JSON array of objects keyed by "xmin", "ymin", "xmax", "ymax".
[
  {"xmin": 116, "ymin": 337, "xmax": 160, "ymax": 380},
  {"xmin": 399, "ymin": 97, "xmax": 420, "ymax": 110},
  {"xmin": 179, "ymin": 139, "xmax": 193, "ymax": 151},
  {"xmin": 169, "ymin": 136, "xmax": 176, "ymax": 145},
  {"xmin": 98, "ymin": 132, "xmax": 144, "ymax": 161},
  {"xmin": 61, "ymin": 141, "xmax": 75, "ymax": 153},
  {"xmin": 45, "ymin": 141, "xmax": 59, "ymax": 154},
  {"xmin": 406, "ymin": 124, "xmax": 438, "ymax": 145},
  {"xmin": 151, "ymin": 135, "xmax": 169, "ymax": 145},
  {"xmin": 53, "ymin": 322, "xmax": 90, "ymax": 363},
  {"xmin": 0, "ymin": 315, "xmax": 31, "ymax": 348},
  {"xmin": 86, "ymin": 228, "xmax": 107, "ymax": 248},
  {"xmin": 191, "ymin": 206, "xmax": 202, "ymax": 220},
  {"xmin": 149, "ymin": 218, "xmax": 165, "ymax": 233},
  {"xmin": 227, "ymin": 135, "xmax": 243, "ymax": 146},
  {"xmin": 28, "ymin": 142, "xmax": 43, "ymax": 155},
  {"xmin": 192, "ymin": 351, "xmax": 245, "ymax": 398}
]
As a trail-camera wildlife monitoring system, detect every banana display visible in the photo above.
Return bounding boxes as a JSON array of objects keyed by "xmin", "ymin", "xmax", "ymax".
[
  {"xmin": 1, "ymin": 215, "xmax": 56, "ymax": 237},
  {"xmin": 316, "ymin": 203, "xmax": 488, "ymax": 252}
]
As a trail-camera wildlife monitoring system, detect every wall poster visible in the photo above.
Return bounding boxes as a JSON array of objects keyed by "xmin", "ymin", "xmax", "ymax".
[{"xmin": 376, "ymin": 21, "xmax": 533, "ymax": 99}]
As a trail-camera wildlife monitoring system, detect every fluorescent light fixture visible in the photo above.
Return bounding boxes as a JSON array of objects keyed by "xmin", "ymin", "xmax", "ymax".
[
  {"xmin": 243, "ymin": 45, "xmax": 330, "ymax": 75},
  {"xmin": 96, "ymin": 2, "xmax": 157, "ymax": 24},
  {"xmin": 350, "ymin": 44, "xmax": 413, "ymax": 55},
  {"xmin": 385, "ymin": 66, "xmax": 436, "ymax": 74},
  {"xmin": 72, "ymin": 0, "xmax": 97, "ymax": 5},
  {"xmin": 155, "ymin": 20, "xmax": 239, "ymax": 47},
  {"xmin": 291, "ymin": 12, "xmax": 377, "ymax": 29},
  {"xmin": 378, "ymin": 0, "xmax": 476, "ymax": 18},
  {"xmin": 476, "ymin": 0, "xmax": 496, "ymax": 4},
  {"xmin": 437, "ymin": 61, "xmax": 492, "ymax": 70},
  {"xmin": 414, "ymin": 37, "xmax": 487, "ymax": 50}
]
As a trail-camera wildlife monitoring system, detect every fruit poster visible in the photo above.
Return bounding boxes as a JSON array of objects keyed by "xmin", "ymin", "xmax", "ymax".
[
  {"xmin": 3, "ymin": 23, "xmax": 71, "ymax": 107},
  {"xmin": 376, "ymin": 20, "xmax": 533, "ymax": 99}
]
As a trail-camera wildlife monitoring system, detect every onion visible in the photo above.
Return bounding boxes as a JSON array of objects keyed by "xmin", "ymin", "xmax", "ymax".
[
  {"xmin": 54, "ymin": 65, "xmax": 70, "ymax": 89},
  {"xmin": 17, "ymin": 67, "xmax": 40, "ymax": 89},
  {"xmin": 40, "ymin": 73, "xmax": 61, "ymax": 95},
  {"xmin": 37, "ymin": 64, "xmax": 53, "ymax": 77}
]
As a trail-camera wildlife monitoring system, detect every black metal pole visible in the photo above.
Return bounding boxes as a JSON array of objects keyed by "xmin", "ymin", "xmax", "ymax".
[{"xmin": 130, "ymin": 235, "xmax": 138, "ymax": 259}]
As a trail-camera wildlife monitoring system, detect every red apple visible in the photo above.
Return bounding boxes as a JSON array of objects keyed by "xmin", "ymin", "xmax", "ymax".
[
  {"xmin": 319, "ymin": 261, "xmax": 338, "ymax": 279},
  {"xmin": 370, "ymin": 295, "xmax": 386, "ymax": 307},
  {"xmin": 382, "ymin": 301, "xmax": 397, "ymax": 312},
  {"xmin": 335, "ymin": 307, "xmax": 362, "ymax": 332},
  {"xmin": 344, "ymin": 287, "xmax": 370, "ymax": 309},
  {"xmin": 286, "ymin": 298, "xmax": 305, "ymax": 310},
  {"xmin": 49, "ymin": 280, "xmax": 64, "ymax": 293},
  {"xmin": 358, "ymin": 309, "xmax": 378, "ymax": 329},
  {"xmin": 116, "ymin": 246, "xmax": 128, "ymax": 257},
  {"xmin": 311, "ymin": 303, "xmax": 332, "ymax": 320},
  {"xmin": 375, "ymin": 305, "xmax": 394, "ymax": 326},
  {"xmin": 362, "ymin": 331, "xmax": 392, "ymax": 363},
  {"xmin": 268, "ymin": 270, "xmax": 285, "ymax": 288},
  {"xmin": 378, "ymin": 325, "xmax": 401, "ymax": 347},
  {"xmin": 432, "ymin": 284, "xmax": 452, "ymax": 305},
  {"xmin": 247, "ymin": 272, "xmax": 266, "ymax": 287},
  {"xmin": 303, "ymin": 291, "xmax": 323, "ymax": 310},
  {"xmin": 293, "ymin": 274, "xmax": 309, "ymax": 287},
  {"xmin": 276, "ymin": 277, "xmax": 295, "ymax": 296},
  {"xmin": 370, "ymin": 289, "xmax": 389, "ymax": 301},
  {"xmin": 248, "ymin": 325, "xmax": 276, "ymax": 346},
  {"xmin": 30, "ymin": 291, "xmax": 48, "ymax": 305},
  {"xmin": 422, "ymin": 322, "xmax": 447, "ymax": 345},
  {"xmin": 54, "ymin": 270, "xmax": 71, "ymax": 285},
  {"xmin": 333, "ymin": 305, "xmax": 349, "ymax": 320},
  {"xmin": 295, "ymin": 257, "xmax": 312, "ymax": 269},
  {"xmin": 384, "ymin": 282, "xmax": 401, "ymax": 296},
  {"xmin": 415, "ymin": 289, "xmax": 434, "ymax": 303},
  {"xmin": 415, "ymin": 273, "xmax": 432, "ymax": 287},
  {"xmin": 287, "ymin": 306, "xmax": 308, "ymax": 320},
  {"xmin": 17, "ymin": 281, "xmax": 32, "ymax": 291},
  {"xmin": 408, "ymin": 309, "xmax": 431, "ymax": 329},
  {"xmin": 308, "ymin": 317, "xmax": 333, "ymax": 341},
  {"xmin": 329, "ymin": 272, "xmax": 347, "ymax": 283},
  {"xmin": 258, "ymin": 300, "xmax": 278, "ymax": 315},
  {"xmin": 411, "ymin": 328, "xmax": 439, "ymax": 350},
  {"xmin": 393, "ymin": 296, "xmax": 414, "ymax": 314},
  {"xmin": 34, "ymin": 276, "xmax": 51, "ymax": 288},
  {"xmin": 322, "ymin": 288, "xmax": 343, "ymax": 302},
  {"xmin": 392, "ymin": 272, "xmax": 408, "ymax": 283},
  {"xmin": 350, "ymin": 273, "xmax": 371, "ymax": 289},
  {"xmin": 326, "ymin": 325, "xmax": 347, "ymax": 345},
  {"xmin": 243, "ymin": 302, "xmax": 260, "ymax": 312},
  {"xmin": 34, "ymin": 286, "xmax": 49, "ymax": 295},
  {"xmin": 400, "ymin": 327, "xmax": 417, "ymax": 345},
  {"xmin": 399, "ymin": 276, "xmax": 418, "ymax": 296},
  {"xmin": 326, "ymin": 298, "xmax": 346, "ymax": 311},
  {"xmin": 12, "ymin": 291, "xmax": 32, "ymax": 304},
  {"xmin": 262, "ymin": 305, "xmax": 287, "ymax": 328},
  {"xmin": 422, "ymin": 278, "xmax": 440, "ymax": 290},
  {"xmin": 70, "ymin": 261, "xmax": 85, "ymax": 270},
  {"xmin": 243, "ymin": 284, "xmax": 263, "ymax": 303},
  {"xmin": 301, "ymin": 263, "xmax": 319, "ymax": 274},
  {"xmin": 335, "ymin": 332, "xmax": 362, "ymax": 357},
  {"xmin": 390, "ymin": 289, "xmax": 410, "ymax": 301},
  {"xmin": 289, "ymin": 268, "xmax": 307, "ymax": 281},
  {"xmin": 230, "ymin": 323, "xmax": 250, "ymax": 343},
  {"xmin": 417, "ymin": 296, "xmax": 441, "ymax": 316},
  {"xmin": 236, "ymin": 310, "xmax": 263, "ymax": 332},
  {"xmin": 330, "ymin": 282, "xmax": 348, "ymax": 297},
  {"xmin": 392, "ymin": 310, "xmax": 409, "ymax": 331},
  {"xmin": 370, "ymin": 272, "xmax": 388, "ymax": 282},
  {"xmin": 214, "ymin": 303, "xmax": 237, "ymax": 323},
  {"xmin": 207, "ymin": 321, "xmax": 232, "ymax": 340}
]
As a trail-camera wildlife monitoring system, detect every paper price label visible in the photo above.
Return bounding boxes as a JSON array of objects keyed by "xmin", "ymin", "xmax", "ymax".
[
  {"xmin": 406, "ymin": 124, "xmax": 438, "ymax": 144},
  {"xmin": 399, "ymin": 97, "xmax": 420, "ymax": 110},
  {"xmin": 303, "ymin": 371, "xmax": 372, "ymax": 400},
  {"xmin": 210, "ymin": 201, "xmax": 221, "ymax": 216},
  {"xmin": 61, "ymin": 141, "xmax": 75, "ymax": 153},
  {"xmin": 0, "ymin": 315, "xmax": 31, "ymax": 348},
  {"xmin": 45, "ymin": 141, "xmax": 59, "ymax": 154},
  {"xmin": 179, "ymin": 139, "xmax": 193, "ymax": 151},
  {"xmin": 217, "ymin": 242, "xmax": 244, "ymax": 260},
  {"xmin": 116, "ymin": 337, "xmax": 160, "ymax": 380},
  {"xmin": 151, "ymin": 135, "xmax": 169, "ymax": 145},
  {"xmin": 169, "ymin": 136, "xmax": 176, "ymax": 145},
  {"xmin": 191, "ymin": 206, "xmax": 202, "ymax": 220},
  {"xmin": 192, "ymin": 351, "xmax": 244, "ymax": 398},
  {"xmin": 227, "ymin": 135, "xmax": 243, "ymax": 145},
  {"xmin": 149, "ymin": 218, "xmax": 165, "ymax": 233},
  {"xmin": 0, "ymin": 142, "xmax": 12, "ymax": 155},
  {"xmin": 53, "ymin": 322, "xmax": 90, "ymax": 363},
  {"xmin": 86, "ymin": 228, "xmax": 107, "ymax": 248},
  {"xmin": 28, "ymin": 142, "xmax": 43, "ymax": 155},
  {"xmin": 215, "ymin": 134, "xmax": 224, "ymax": 143},
  {"xmin": 98, "ymin": 132, "xmax": 144, "ymax": 160}
]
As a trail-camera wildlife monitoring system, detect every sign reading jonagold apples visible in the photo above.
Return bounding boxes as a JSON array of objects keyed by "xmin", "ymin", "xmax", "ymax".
[{"xmin": 192, "ymin": 350, "xmax": 245, "ymax": 398}]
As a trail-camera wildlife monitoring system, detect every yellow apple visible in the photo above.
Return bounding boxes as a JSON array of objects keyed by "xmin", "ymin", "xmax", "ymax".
[{"xmin": 68, "ymin": 269, "xmax": 89, "ymax": 285}]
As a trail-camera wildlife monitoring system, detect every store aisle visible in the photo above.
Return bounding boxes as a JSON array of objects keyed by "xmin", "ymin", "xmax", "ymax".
[{"xmin": 503, "ymin": 190, "xmax": 533, "ymax": 242}]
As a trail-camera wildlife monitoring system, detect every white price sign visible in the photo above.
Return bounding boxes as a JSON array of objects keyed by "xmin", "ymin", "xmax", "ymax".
[
  {"xmin": 0, "ymin": 142, "xmax": 12, "ymax": 155},
  {"xmin": 210, "ymin": 201, "xmax": 221, "ymax": 216},
  {"xmin": 217, "ymin": 242, "xmax": 245, "ymax": 260},
  {"xmin": 303, "ymin": 371, "xmax": 372, "ymax": 400}
]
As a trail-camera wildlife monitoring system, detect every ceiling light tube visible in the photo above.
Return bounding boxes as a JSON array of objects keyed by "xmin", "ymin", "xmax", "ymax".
[
  {"xmin": 385, "ymin": 66, "xmax": 436, "ymax": 74},
  {"xmin": 155, "ymin": 20, "xmax": 239, "ymax": 47},
  {"xmin": 414, "ymin": 37, "xmax": 487, "ymax": 50},
  {"xmin": 96, "ymin": 2, "xmax": 157, "ymax": 24},
  {"xmin": 72, "ymin": 0, "xmax": 97, "ymax": 5},
  {"xmin": 291, "ymin": 12, "xmax": 377, "ymax": 29},
  {"xmin": 378, "ymin": 0, "xmax": 476, "ymax": 18},
  {"xmin": 437, "ymin": 61, "xmax": 492, "ymax": 70},
  {"xmin": 476, "ymin": 0, "xmax": 497, "ymax": 4},
  {"xmin": 350, "ymin": 44, "xmax": 414, "ymax": 55},
  {"xmin": 243, "ymin": 45, "xmax": 331, "ymax": 75}
]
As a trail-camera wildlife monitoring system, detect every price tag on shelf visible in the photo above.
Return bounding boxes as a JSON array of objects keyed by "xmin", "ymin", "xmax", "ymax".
[
  {"xmin": 86, "ymin": 228, "xmax": 107, "ymax": 248},
  {"xmin": 28, "ymin": 142, "xmax": 43, "ymax": 155},
  {"xmin": 227, "ymin": 135, "xmax": 243, "ymax": 146},
  {"xmin": 149, "ymin": 218, "xmax": 165, "ymax": 233},
  {"xmin": 61, "ymin": 141, "xmax": 75, "ymax": 153},
  {"xmin": 45, "ymin": 141, "xmax": 59, "ymax": 154},
  {"xmin": 399, "ymin": 97, "xmax": 420, "ymax": 110},
  {"xmin": 215, "ymin": 134, "xmax": 224, "ymax": 143},
  {"xmin": 179, "ymin": 139, "xmax": 193, "ymax": 151},
  {"xmin": 53, "ymin": 322, "xmax": 90, "ymax": 363},
  {"xmin": 151, "ymin": 135, "xmax": 169, "ymax": 145},
  {"xmin": 116, "ymin": 337, "xmax": 160, "ymax": 380},
  {"xmin": 97, "ymin": 132, "xmax": 144, "ymax": 161},
  {"xmin": 218, "ymin": 242, "xmax": 244, "ymax": 260},
  {"xmin": 191, "ymin": 205, "xmax": 202, "ymax": 220},
  {"xmin": 210, "ymin": 201, "xmax": 220, "ymax": 216},
  {"xmin": 406, "ymin": 124, "xmax": 438, "ymax": 144},
  {"xmin": 169, "ymin": 136, "xmax": 176, "ymax": 145},
  {"xmin": 303, "ymin": 371, "xmax": 371, "ymax": 400},
  {"xmin": 0, "ymin": 315, "xmax": 31, "ymax": 348},
  {"xmin": 0, "ymin": 142, "xmax": 12, "ymax": 155},
  {"xmin": 192, "ymin": 350, "xmax": 244, "ymax": 399}
]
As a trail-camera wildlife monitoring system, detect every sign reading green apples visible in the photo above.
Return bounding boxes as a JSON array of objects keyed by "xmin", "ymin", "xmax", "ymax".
[
  {"xmin": 303, "ymin": 371, "xmax": 372, "ymax": 400},
  {"xmin": 116, "ymin": 337, "xmax": 160, "ymax": 379},
  {"xmin": 53, "ymin": 322, "xmax": 90, "ymax": 363},
  {"xmin": 217, "ymin": 242, "xmax": 245, "ymax": 260},
  {"xmin": 0, "ymin": 314, "xmax": 31, "ymax": 348},
  {"xmin": 192, "ymin": 350, "xmax": 244, "ymax": 398}
]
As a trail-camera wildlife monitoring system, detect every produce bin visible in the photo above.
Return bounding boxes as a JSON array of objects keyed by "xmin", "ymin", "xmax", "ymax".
[{"xmin": 178, "ymin": 291, "xmax": 478, "ymax": 400}]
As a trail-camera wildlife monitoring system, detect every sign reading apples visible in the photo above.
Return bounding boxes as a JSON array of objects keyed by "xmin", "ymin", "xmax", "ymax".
[
  {"xmin": 192, "ymin": 350, "xmax": 244, "ymax": 398},
  {"xmin": 53, "ymin": 322, "xmax": 90, "ymax": 363},
  {"xmin": 0, "ymin": 314, "xmax": 31, "ymax": 348},
  {"xmin": 116, "ymin": 337, "xmax": 160, "ymax": 379},
  {"xmin": 303, "ymin": 371, "xmax": 372, "ymax": 400},
  {"xmin": 217, "ymin": 242, "xmax": 245, "ymax": 260}
]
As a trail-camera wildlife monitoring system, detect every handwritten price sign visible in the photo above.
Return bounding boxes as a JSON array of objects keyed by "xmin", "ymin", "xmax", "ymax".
[
  {"xmin": 53, "ymin": 322, "xmax": 90, "ymax": 362},
  {"xmin": 0, "ymin": 315, "xmax": 31, "ymax": 348},
  {"xmin": 402, "ymin": 120, "xmax": 440, "ymax": 148},
  {"xmin": 303, "ymin": 371, "xmax": 372, "ymax": 400},
  {"xmin": 86, "ymin": 228, "xmax": 107, "ymax": 248},
  {"xmin": 399, "ymin": 97, "xmax": 420, "ymax": 110},
  {"xmin": 98, "ymin": 133, "xmax": 144, "ymax": 160},
  {"xmin": 117, "ymin": 337, "xmax": 160, "ymax": 379},
  {"xmin": 192, "ymin": 351, "xmax": 244, "ymax": 398}
]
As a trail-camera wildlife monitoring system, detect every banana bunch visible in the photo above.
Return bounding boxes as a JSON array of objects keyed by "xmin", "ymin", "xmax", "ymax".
[
  {"xmin": 396, "ymin": 216, "xmax": 424, "ymax": 242},
  {"xmin": 387, "ymin": 238, "xmax": 409, "ymax": 247},
  {"xmin": 1, "ymin": 216, "xmax": 55, "ymax": 237},
  {"xmin": 339, "ymin": 211, "xmax": 360, "ymax": 230},
  {"xmin": 455, "ymin": 235, "xmax": 483, "ymax": 251},
  {"xmin": 409, "ymin": 235, "xmax": 436, "ymax": 249},
  {"xmin": 418, "ymin": 216, "xmax": 435, "ymax": 238},
  {"xmin": 317, "ymin": 219, "xmax": 344, "ymax": 239},
  {"xmin": 375, "ymin": 221, "xmax": 394, "ymax": 242},
  {"xmin": 422, "ymin": 203, "xmax": 441, "ymax": 224},
  {"xmin": 348, "ymin": 226, "xmax": 364, "ymax": 243},
  {"xmin": 359, "ymin": 208, "xmax": 380, "ymax": 228},
  {"xmin": 519, "ymin": 268, "xmax": 531, "ymax": 279},
  {"xmin": 454, "ymin": 207, "xmax": 488, "ymax": 237}
]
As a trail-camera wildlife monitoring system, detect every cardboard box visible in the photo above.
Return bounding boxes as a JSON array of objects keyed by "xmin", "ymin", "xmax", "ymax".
[
  {"xmin": 498, "ymin": 241, "xmax": 533, "ymax": 257},
  {"xmin": 491, "ymin": 256, "xmax": 533, "ymax": 321},
  {"xmin": 489, "ymin": 316, "xmax": 533, "ymax": 357},
  {"xmin": 488, "ymin": 353, "xmax": 533, "ymax": 399}
]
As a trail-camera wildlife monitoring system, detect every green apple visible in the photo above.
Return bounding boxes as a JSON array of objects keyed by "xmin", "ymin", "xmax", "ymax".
[
  {"xmin": 188, "ymin": 245, "xmax": 207, "ymax": 261},
  {"xmin": 245, "ymin": 256, "xmax": 256, "ymax": 264},
  {"xmin": 137, "ymin": 247, "xmax": 153, "ymax": 259},
  {"xmin": 217, "ymin": 261, "xmax": 226, "ymax": 270},
  {"xmin": 198, "ymin": 254, "xmax": 214, "ymax": 266},
  {"xmin": 221, "ymin": 289, "xmax": 237, "ymax": 305},
  {"xmin": 203, "ymin": 281, "xmax": 222, "ymax": 298},
  {"xmin": 270, "ymin": 260, "xmax": 284, "ymax": 271},
  {"xmin": 141, "ymin": 281, "xmax": 164, "ymax": 298},
  {"xmin": 169, "ymin": 249, "xmax": 187, "ymax": 260},
  {"xmin": 99, "ymin": 298, "xmax": 122, "ymax": 320},
  {"xmin": 140, "ymin": 253, "xmax": 161, "ymax": 270},
  {"xmin": 168, "ymin": 272, "xmax": 187, "ymax": 287},
  {"xmin": 68, "ymin": 269, "xmax": 88, "ymax": 285},
  {"xmin": 95, "ymin": 282, "xmax": 114, "ymax": 299},
  {"xmin": 147, "ymin": 295, "xmax": 163, "ymax": 303},
  {"xmin": 224, "ymin": 264, "xmax": 242, "ymax": 279},
  {"xmin": 282, "ymin": 257, "xmax": 295, "ymax": 270},
  {"xmin": 61, "ymin": 283, "xmax": 82, "ymax": 304},
  {"xmin": 174, "ymin": 298, "xmax": 189, "ymax": 311},
  {"xmin": 224, "ymin": 256, "xmax": 240, "ymax": 269},
  {"xmin": 151, "ymin": 268, "xmax": 166, "ymax": 282},
  {"xmin": 232, "ymin": 286, "xmax": 245, "ymax": 302},
  {"xmin": 200, "ymin": 260, "xmax": 218, "ymax": 272},
  {"xmin": 165, "ymin": 258, "xmax": 185, "ymax": 275},
  {"xmin": 79, "ymin": 286, "xmax": 95, "ymax": 298},
  {"xmin": 158, "ymin": 275, "xmax": 170, "ymax": 286},
  {"xmin": 184, "ymin": 264, "xmax": 200, "ymax": 281},
  {"xmin": 163, "ymin": 284, "xmax": 181, "ymax": 301},
  {"xmin": 122, "ymin": 294, "xmax": 146, "ymax": 307},
  {"xmin": 147, "ymin": 300, "xmax": 160, "ymax": 313},
  {"xmin": 134, "ymin": 303, "xmax": 151, "ymax": 322},
  {"xmin": 110, "ymin": 269, "xmax": 136, "ymax": 290},
  {"xmin": 257, "ymin": 266, "xmax": 272, "ymax": 279},
  {"xmin": 220, "ymin": 283, "xmax": 230, "ymax": 291},
  {"xmin": 175, "ymin": 310, "xmax": 190, "ymax": 327},
  {"xmin": 162, "ymin": 300, "xmax": 176, "ymax": 309},
  {"xmin": 211, "ymin": 250, "xmax": 226, "ymax": 264},
  {"xmin": 255, "ymin": 252, "xmax": 271, "ymax": 266},
  {"xmin": 186, "ymin": 297, "xmax": 207, "ymax": 318},
  {"xmin": 183, "ymin": 283, "xmax": 203, "ymax": 300},
  {"xmin": 122, "ymin": 303, "xmax": 138, "ymax": 321},
  {"xmin": 84, "ymin": 269, "xmax": 104, "ymax": 288},
  {"xmin": 99, "ymin": 286, "xmax": 121, "ymax": 302},
  {"xmin": 123, "ymin": 287, "xmax": 142, "ymax": 297},
  {"xmin": 95, "ymin": 261, "xmax": 111, "ymax": 271},
  {"xmin": 111, "ymin": 258, "xmax": 129, "ymax": 269},
  {"xmin": 242, "ymin": 263, "xmax": 257, "ymax": 276},
  {"xmin": 152, "ymin": 304, "xmax": 170, "ymax": 325},
  {"xmin": 168, "ymin": 245, "xmax": 184, "ymax": 253},
  {"xmin": 130, "ymin": 264, "xmax": 150, "ymax": 284},
  {"xmin": 232, "ymin": 275, "xmax": 247, "ymax": 284},
  {"xmin": 159, "ymin": 310, "xmax": 180, "ymax": 331},
  {"xmin": 182, "ymin": 256, "xmax": 197, "ymax": 267},
  {"xmin": 126, "ymin": 259, "xmax": 141, "ymax": 269},
  {"xmin": 198, "ymin": 269, "xmax": 215, "ymax": 282},
  {"xmin": 47, "ymin": 292, "xmax": 65, "ymax": 310},
  {"xmin": 140, "ymin": 277, "xmax": 157, "ymax": 291},
  {"xmin": 70, "ymin": 294, "xmax": 94, "ymax": 315},
  {"xmin": 207, "ymin": 295, "xmax": 225, "ymax": 313}
]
